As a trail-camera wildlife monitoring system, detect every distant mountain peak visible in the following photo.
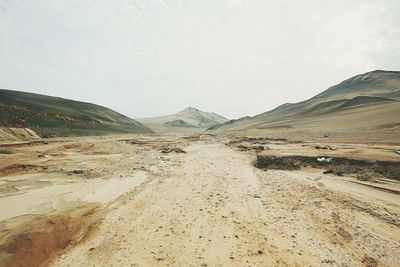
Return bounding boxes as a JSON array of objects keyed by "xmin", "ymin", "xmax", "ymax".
[
  {"xmin": 349, "ymin": 69, "xmax": 398, "ymax": 80},
  {"xmin": 138, "ymin": 107, "xmax": 228, "ymax": 132},
  {"xmin": 365, "ymin": 69, "xmax": 399, "ymax": 74},
  {"xmin": 345, "ymin": 70, "xmax": 400, "ymax": 82},
  {"xmin": 312, "ymin": 69, "xmax": 400, "ymax": 100},
  {"xmin": 179, "ymin": 106, "xmax": 200, "ymax": 114}
]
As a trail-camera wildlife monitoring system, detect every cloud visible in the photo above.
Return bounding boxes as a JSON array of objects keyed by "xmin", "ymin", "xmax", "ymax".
[{"xmin": 1, "ymin": 0, "xmax": 399, "ymax": 118}]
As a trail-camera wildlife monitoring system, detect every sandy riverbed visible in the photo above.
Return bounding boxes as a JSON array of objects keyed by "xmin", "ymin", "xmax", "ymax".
[{"xmin": 0, "ymin": 134, "xmax": 399, "ymax": 266}]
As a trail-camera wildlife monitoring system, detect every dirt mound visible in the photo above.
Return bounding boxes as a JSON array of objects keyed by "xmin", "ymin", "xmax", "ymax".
[
  {"xmin": 0, "ymin": 207, "xmax": 98, "ymax": 267},
  {"xmin": 255, "ymin": 155, "xmax": 400, "ymax": 180},
  {"xmin": 255, "ymin": 156, "xmax": 301, "ymax": 170},
  {"xmin": 0, "ymin": 164, "xmax": 42, "ymax": 177}
]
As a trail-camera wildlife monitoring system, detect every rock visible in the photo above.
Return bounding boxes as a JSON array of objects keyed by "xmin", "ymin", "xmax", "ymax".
[
  {"xmin": 337, "ymin": 227, "xmax": 352, "ymax": 241},
  {"xmin": 362, "ymin": 256, "xmax": 378, "ymax": 267},
  {"xmin": 72, "ymin": 169, "xmax": 84, "ymax": 175},
  {"xmin": 315, "ymin": 144, "xmax": 335, "ymax": 150},
  {"xmin": 252, "ymin": 145, "xmax": 265, "ymax": 152},
  {"xmin": 323, "ymin": 169, "xmax": 343, "ymax": 176},
  {"xmin": 335, "ymin": 171, "xmax": 344, "ymax": 176},
  {"xmin": 236, "ymin": 145, "xmax": 251, "ymax": 151},
  {"xmin": 160, "ymin": 146, "xmax": 186, "ymax": 154},
  {"xmin": 317, "ymin": 157, "xmax": 332, "ymax": 163},
  {"xmin": 357, "ymin": 173, "xmax": 370, "ymax": 181}
]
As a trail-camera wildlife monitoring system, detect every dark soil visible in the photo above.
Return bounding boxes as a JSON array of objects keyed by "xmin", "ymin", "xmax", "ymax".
[{"xmin": 255, "ymin": 155, "xmax": 400, "ymax": 180}]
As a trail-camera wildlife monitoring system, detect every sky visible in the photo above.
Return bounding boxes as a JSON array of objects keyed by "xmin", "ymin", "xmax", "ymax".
[{"xmin": 1, "ymin": 0, "xmax": 399, "ymax": 119}]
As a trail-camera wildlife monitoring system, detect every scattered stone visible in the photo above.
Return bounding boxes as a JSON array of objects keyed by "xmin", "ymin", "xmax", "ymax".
[
  {"xmin": 252, "ymin": 145, "xmax": 265, "ymax": 152},
  {"xmin": 357, "ymin": 173, "xmax": 370, "ymax": 181},
  {"xmin": 331, "ymin": 212, "xmax": 340, "ymax": 223},
  {"xmin": 362, "ymin": 256, "xmax": 378, "ymax": 267},
  {"xmin": 323, "ymin": 169, "xmax": 343, "ymax": 176},
  {"xmin": 129, "ymin": 140, "xmax": 145, "ymax": 145},
  {"xmin": 236, "ymin": 144, "xmax": 266, "ymax": 152},
  {"xmin": 160, "ymin": 146, "xmax": 186, "ymax": 154},
  {"xmin": 236, "ymin": 145, "xmax": 251, "ymax": 151},
  {"xmin": 315, "ymin": 144, "xmax": 336, "ymax": 150},
  {"xmin": 337, "ymin": 227, "xmax": 352, "ymax": 241}
]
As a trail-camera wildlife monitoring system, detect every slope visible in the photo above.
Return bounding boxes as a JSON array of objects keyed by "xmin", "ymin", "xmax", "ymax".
[
  {"xmin": 210, "ymin": 70, "xmax": 400, "ymax": 135},
  {"xmin": 0, "ymin": 89, "xmax": 153, "ymax": 137}
]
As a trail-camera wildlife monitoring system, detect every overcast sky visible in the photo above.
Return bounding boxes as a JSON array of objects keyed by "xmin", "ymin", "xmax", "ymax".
[{"xmin": 1, "ymin": 0, "xmax": 399, "ymax": 119}]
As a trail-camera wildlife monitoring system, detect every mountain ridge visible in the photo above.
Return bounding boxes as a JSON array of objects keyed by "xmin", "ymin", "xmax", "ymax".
[
  {"xmin": 0, "ymin": 89, "xmax": 153, "ymax": 137},
  {"xmin": 209, "ymin": 70, "xmax": 400, "ymax": 133}
]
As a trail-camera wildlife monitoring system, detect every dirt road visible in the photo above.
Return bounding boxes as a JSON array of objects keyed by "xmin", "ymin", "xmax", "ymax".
[{"xmin": 53, "ymin": 141, "xmax": 400, "ymax": 267}]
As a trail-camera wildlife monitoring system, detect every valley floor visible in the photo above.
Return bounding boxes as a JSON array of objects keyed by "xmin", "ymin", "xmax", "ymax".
[{"xmin": 0, "ymin": 135, "xmax": 399, "ymax": 266}]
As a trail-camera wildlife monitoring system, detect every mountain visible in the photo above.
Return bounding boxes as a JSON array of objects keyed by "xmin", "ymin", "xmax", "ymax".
[
  {"xmin": 137, "ymin": 107, "xmax": 228, "ymax": 133},
  {"xmin": 0, "ymin": 89, "xmax": 153, "ymax": 137},
  {"xmin": 210, "ymin": 70, "xmax": 400, "ymax": 134}
]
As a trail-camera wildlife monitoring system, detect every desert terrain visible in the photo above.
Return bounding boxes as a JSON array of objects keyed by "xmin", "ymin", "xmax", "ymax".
[
  {"xmin": 0, "ymin": 133, "xmax": 399, "ymax": 267},
  {"xmin": 2, "ymin": 1, "xmax": 400, "ymax": 266},
  {"xmin": 1, "ymin": 70, "xmax": 399, "ymax": 267}
]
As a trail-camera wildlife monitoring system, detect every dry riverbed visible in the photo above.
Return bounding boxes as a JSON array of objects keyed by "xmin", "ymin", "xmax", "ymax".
[{"xmin": 0, "ymin": 134, "xmax": 399, "ymax": 266}]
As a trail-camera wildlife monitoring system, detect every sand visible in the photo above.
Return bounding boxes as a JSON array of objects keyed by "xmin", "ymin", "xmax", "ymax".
[{"xmin": 0, "ymin": 134, "xmax": 399, "ymax": 266}]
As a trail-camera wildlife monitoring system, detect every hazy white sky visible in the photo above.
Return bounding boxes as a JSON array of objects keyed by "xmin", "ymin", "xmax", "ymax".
[{"xmin": 1, "ymin": 0, "xmax": 399, "ymax": 118}]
